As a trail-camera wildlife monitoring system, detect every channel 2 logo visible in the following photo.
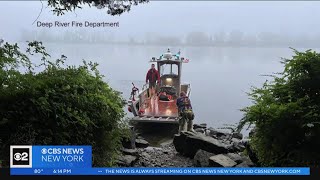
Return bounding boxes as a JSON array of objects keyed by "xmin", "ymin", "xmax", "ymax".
[{"xmin": 10, "ymin": 146, "xmax": 32, "ymax": 168}]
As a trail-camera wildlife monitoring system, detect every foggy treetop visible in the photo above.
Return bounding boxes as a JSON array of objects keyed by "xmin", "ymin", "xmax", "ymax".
[{"xmin": 47, "ymin": 0, "xmax": 149, "ymax": 16}]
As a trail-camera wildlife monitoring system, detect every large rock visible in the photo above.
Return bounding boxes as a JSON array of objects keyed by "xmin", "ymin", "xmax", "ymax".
[
  {"xmin": 173, "ymin": 132, "xmax": 188, "ymax": 154},
  {"xmin": 209, "ymin": 154, "xmax": 237, "ymax": 167},
  {"xmin": 231, "ymin": 138, "xmax": 240, "ymax": 143},
  {"xmin": 235, "ymin": 157, "xmax": 255, "ymax": 167},
  {"xmin": 121, "ymin": 126, "xmax": 136, "ymax": 149},
  {"xmin": 141, "ymin": 152, "xmax": 151, "ymax": 159},
  {"xmin": 242, "ymin": 157, "xmax": 255, "ymax": 167},
  {"xmin": 226, "ymin": 153, "xmax": 243, "ymax": 164},
  {"xmin": 232, "ymin": 132, "xmax": 243, "ymax": 140},
  {"xmin": 173, "ymin": 131, "xmax": 232, "ymax": 158},
  {"xmin": 193, "ymin": 123, "xmax": 207, "ymax": 129},
  {"xmin": 116, "ymin": 155, "xmax": 138, "ymax": 167},
  {"xmin": 144, "ymin": 147, "xmax": 155, "ymax": 152},
  {"xmin": 194, "ymin": 128, "xmax": 205, "ymax": 134},
  {"xmin": 230, "ymin": 138, "xmax": 246, "ymax": 152},
  {"xmin": 207, "ymin": 128, "xmax": 231, "ymax": 140},
  {"xmin": 193, "ymin": 149, "xmax": 215, "ymax": 167},
  {"xmin": 121, "ymin": 148, "xmax": 138, "ymax": 156},
  {"xmin": 135, "ymin": 139, "xmax": 149, "ymax": 148},
  {"xmin": 235, "ymin": 162, "xmax": 250, "ymax": 167},
  {"xmin": 144, "ymin": 147, "xmax": 162, "ymax": 153}
]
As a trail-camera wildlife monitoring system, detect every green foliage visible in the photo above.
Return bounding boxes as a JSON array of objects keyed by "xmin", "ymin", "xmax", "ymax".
[
  {"xmin": 238, "ymin": 48, "xmax": 320, "ymax": 167},
  {"xmin": 47, "ymin": 0, "xmax": 149, "ymax": 16},
  {"xmin": 0, "ymin": 41, "xmax": 128, "ymax": 167}
]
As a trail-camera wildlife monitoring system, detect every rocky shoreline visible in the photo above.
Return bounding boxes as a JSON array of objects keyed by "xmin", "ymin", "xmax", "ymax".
[{"xmin": 118, "ymin": 123, "xmax": 255, "ymax": 167}]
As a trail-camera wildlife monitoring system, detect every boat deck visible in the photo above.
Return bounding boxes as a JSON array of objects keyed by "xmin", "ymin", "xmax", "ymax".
[
  {"xmin": 129, "ymin": 95, "xmax": 179, "ymax": 124},
  {"xmin": 143, "ymin": 95, "xmax": 178, "ymax": 117}
]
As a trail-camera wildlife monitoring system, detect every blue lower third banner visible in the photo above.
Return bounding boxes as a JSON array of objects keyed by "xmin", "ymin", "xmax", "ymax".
[
  {"xmin": 11, "ymin": 167, "xmax": 310, "ymax": 175},
  {"xmin": 9, "ymin": 145, "xmax": 310, "ymax": 176}
]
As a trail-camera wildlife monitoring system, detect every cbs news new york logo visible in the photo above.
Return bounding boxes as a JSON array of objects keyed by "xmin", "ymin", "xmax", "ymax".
[{"xmin": 10, "ymin": 146, "xmax": 32, "ymax": 168}]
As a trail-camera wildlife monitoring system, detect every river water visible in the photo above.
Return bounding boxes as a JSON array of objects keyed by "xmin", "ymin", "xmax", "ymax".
[{"xmin": 41, "ymin": 43, "xmax": 314, "ymax": 135}]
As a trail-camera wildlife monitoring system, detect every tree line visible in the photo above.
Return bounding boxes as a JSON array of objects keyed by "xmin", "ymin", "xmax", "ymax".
[{"xmin": 20, "ymin": 29, "xmax": 320, "ymax": 48}]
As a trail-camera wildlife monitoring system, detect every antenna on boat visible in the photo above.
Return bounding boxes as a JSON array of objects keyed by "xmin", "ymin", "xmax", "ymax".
[{"xmin": 176, "ymin": 49, "xmax": 181, "ymax": 59}]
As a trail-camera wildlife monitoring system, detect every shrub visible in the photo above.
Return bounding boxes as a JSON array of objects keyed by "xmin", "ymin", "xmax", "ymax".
[
  {"xmin": 238, "ymin": 48, "xmax": 320, "ymax": 167},
  {"xmin": 0, "ymin": 41, "xmax": 128, "ymax": 167}
]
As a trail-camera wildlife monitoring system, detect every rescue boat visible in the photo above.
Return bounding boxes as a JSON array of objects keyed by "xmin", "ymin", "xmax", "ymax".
[{"xmin": 127, "ymin": 49, "xmax": 191, "ymax": 125}]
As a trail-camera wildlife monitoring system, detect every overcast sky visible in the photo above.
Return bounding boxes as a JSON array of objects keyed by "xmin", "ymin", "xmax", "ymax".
[{"xmin": 1, "ymin": 1, "xmax": 320, "ymax": 41}]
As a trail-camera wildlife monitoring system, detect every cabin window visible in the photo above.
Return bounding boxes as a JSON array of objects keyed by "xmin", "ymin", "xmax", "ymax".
[{"xmin": 160, "ymin": 64, "xmax": 178, "ymax": 76}]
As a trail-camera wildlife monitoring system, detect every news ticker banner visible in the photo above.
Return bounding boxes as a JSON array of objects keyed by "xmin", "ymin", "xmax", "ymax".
[
  {"xmin": 10, "ymin": 145, "xmax": 310, "ymax": 176},
  {"xmin": 11, "ymin": 167, "xmax": 310, "ymax": 176}
]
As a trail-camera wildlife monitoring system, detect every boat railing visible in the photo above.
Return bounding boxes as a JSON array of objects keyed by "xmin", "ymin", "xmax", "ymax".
[{"xmin": 142, "ymin": 83, "xmax": 148, "ymax": 91}]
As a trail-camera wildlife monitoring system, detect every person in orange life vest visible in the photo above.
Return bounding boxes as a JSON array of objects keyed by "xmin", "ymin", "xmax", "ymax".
[
  {"xmin": 146, "ymin": 64, "xmax": 160, "ymax": 97},
  {"xmin": 176, "ymin": 91, "xmax": 195, "ymax": 133}
]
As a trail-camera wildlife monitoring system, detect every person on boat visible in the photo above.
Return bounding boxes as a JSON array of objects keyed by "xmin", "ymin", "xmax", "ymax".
[
  {"xmin": 176, "ymin": 91, "xmax": 195, "ymax": 133},
  {"xmin": 158, "ymin": 91, "xmax": 172, "ymax": 101},
  {"xmin": 146, "ymin": 63, "xmax": 160, "ymax": 97}
]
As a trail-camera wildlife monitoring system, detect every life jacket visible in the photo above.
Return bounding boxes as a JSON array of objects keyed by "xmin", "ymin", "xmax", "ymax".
[
  {"xmin": 179, "ymin": 96, "xmax": 194, "ymax": 120},
  {"xmin": 177, "ymin": 96, "xmax": 192, "ymax": 112},
  {"xmin": 182, "ymin": 96, "xmax": 192, "ymax": 109}
]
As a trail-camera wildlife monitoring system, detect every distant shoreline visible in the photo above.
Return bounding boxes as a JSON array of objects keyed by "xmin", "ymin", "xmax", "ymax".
[{"xmin": 15, "ymin": 40, "xmax": 320, "ymax": 49}]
